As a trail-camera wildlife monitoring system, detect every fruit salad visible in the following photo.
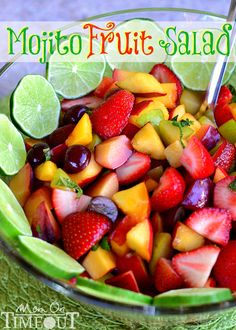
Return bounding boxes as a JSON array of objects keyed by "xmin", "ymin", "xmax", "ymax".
[{"xmin": 1, "ymin": 58, "xmax": 236, "ymax": 308}]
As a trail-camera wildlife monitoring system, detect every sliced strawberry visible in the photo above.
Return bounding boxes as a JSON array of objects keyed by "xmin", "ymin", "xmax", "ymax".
[
  {"xmin": 122, "ymin": 122, "xmax": 140, "ymax": 139},
  {"xmin": 90, "ymin": 90, "xmax": 135, "ymax": 139},
  {"xmin": 61, "ymin": 95, "xmax": 103, "ymax": 112},
  {"xmin": 180, "ymin": 136, "xmax": 215, "ymax": 179},
  {"xmin": 150, "ymin": 63, "xmax": 183, "ymax": 98},
  {"xmin": 212, "ymin": 140, "xmax": 235, "ymax": 173},
  {"xmin": 116, "ymin": 152, "xmax": 151, "ymax": 185},
  {"xmin": 109, "ymin": 215, "xmax": 140, "ymax": 246},
  {"xmin": 185, "ymin": 207, "xmax": 232, "ymax": 246},
  {"xmin": 94, "ymin": 77, "xmax": 114, "ymax": 98},
  {"xmin": 213, "ymin": 240, "xmax": 236, "ymax": 290},
  {"xmin": 154, "ymin": 258, "xmax": 184, "ymax": 293},
  {"xmin": 214, "ymin": 176, "xmax": 236, "ymax": 220},
  {"xmin": 105, "ymin": 270, "xmax": 140, "ymax": 293},
  {"xmin": 52, "ymin": 189, "xmax": 91, "ymax": 223},
  {"xmin": 217, "ymin": 86, "xmax": 232, "ymax": 105},
  {"xmin": 62, "ymin": 211, "xmax": 112, "ymax": 259},
  {"xmin": 151, "ymin": 167, "xmax": 186, "ymax": 212},
  {"xmin": 172, "ymin": 245, "xmax": 220, "ymax": 288},
  {"xmin": 214, "ymin": 103, "xmax": 234, "ymax": 127}
]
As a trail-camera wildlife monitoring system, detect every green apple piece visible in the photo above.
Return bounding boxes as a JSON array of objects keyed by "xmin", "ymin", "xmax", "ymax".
[
  {"xmin": 159, "ymin": 120, "xmax": 194, "ymax": 146},
  {"xmin": 180, "ymin": 89, "xmax": 204, "ymax": 115},
  {"xmin": 18, "ymin": 236, "xmax": 84, "ymax": 280},
  {"xmin": 218, "ymin": 119, "xmax": 236, "ymax": 144},
  {"xmin": 136, "ymin": 108, "xmax": 164, "ymax": 128},
  {"xmin": 0, "ymin": 178, "xmax": 32, "ymax": 244},
  {"xmin": 77, "ymin": 277, "xmax": 152, "ymax": 306},
  {"xmin": 198, "ymin": 116, "xmax": 216, "ymax": 127}
]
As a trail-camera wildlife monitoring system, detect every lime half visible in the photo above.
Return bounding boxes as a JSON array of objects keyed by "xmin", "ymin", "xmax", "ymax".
[
  {"xmin": 106, "ymin": 19, "xmax": 166, "ymax": 72},
  {"xmin": 11, "ymin": 75, "xmax": 60, "ymax": 139},
  {"xmin": 18, "ymin": 236, "xmax": 84, "ymax": 280},
  {"xmin": 0, "ymin": 114, "xmax": 26, "ymax": 175},
  {"xmin": 47, "ymin": 36, "xmax": 105, "ymax": 99}
]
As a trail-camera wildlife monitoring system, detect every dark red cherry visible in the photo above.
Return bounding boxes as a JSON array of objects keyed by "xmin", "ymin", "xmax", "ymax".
[
  {"xmin": 64, "ymin": 145, "xmax": 91, "ymax": 174},
  {"xmin": 47, "ymin": 124, "xmax": 75, "ymax": 148},
  {"xmin": 27, "ymin": 142, "xmax": 50, "ymax": 168},
  {"xmin": 62, "ymin": 105, "xmax": 89, "ymax": 125}
]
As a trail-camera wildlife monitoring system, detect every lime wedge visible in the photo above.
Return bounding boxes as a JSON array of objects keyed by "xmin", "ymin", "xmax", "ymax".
[
  {"xmin": 106, "ymin": 19, "xmax": 166, "ymax": 72},
  {"xmin": 47, "ymin": 36, "xmax": 105, "ymax": 99},
  {"xmin": 18, "ymin": 236, "xmax": 84, "ymax": 280},
  {"xmin": 0, "ymin": 114, "xmax": 26, "ymax": 175},
  {"xmin": 0, "ymin": 178, "xmax": 31, "ymax": 243},
  {"xmin": 153, "ymin": 288, "xmax": 233, "ymax": 308},
  {"xmin": 11, "ymin": 75, "xmax": 60, "ymax": 139}
]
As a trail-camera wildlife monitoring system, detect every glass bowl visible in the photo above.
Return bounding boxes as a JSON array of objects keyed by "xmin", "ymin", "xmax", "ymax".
[{"xmin": 0, "ymin": 7, "xmax": 235, "ymax": 328}]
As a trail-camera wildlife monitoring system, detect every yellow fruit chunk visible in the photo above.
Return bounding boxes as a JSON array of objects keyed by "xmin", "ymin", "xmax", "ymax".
[
  {"xmin": 198, "ymin": 116, "xmax": 216, "ymax": 127},
  {"xmin": 9, "ymin": 163, "xmax": 32, "ymax": 206},
  {"xmin": 117, "ymin": 72, "xmax": 164, "ymax": 94},
  {"xmin": 112, "ymin": 182, "xmax": 150, "ymax": 221},
  {"xmin": 229, "ymin": 103, "xmax": 236, "ymax": 120},
  {"xmin": 164, "ymin": 140, "xmax": 184, "ymax": 168},
  {"xmin": 149, "ymin": 232, "xmax": 173, "ymax": 275},
  {"xmin": 172, "ymin": 222, "xmax": 205, "ymax": 252},
  {"xmin": 82, "ymin": 247, "xmax": 116, "ymax": 280},
  {"xmin": 181, "ymin": 113, "xmax": 201, "ymax": 133},
  {"xmin": 169, "ymin": 104, "xmax": 186, "ymax": 120},
  {"xmin": 180, "ymin": 89, "xmax": 204, "ymax": 115},
  {"xmin": 35, "ymin": 161, "xmax": 57, "ymax": 182},
  {"xmin": 132, "ymin": 123, "xmax": 165, "ymax": 160},
  {"xmin": 126, "ymin": 219, "xmax": 153, "ymax": 261},
  {"xmin": 86, "ymin": 134, "xmax": 102, "ymax": 151},
  {"xmin": 66, "ymin": 113, "xmax": 92, "ymax": 146},
  {"xmin": 110, "ymin": 240, "xmax": 130, "ymax": 257},
  {"xmin": 136, "ymin": 83, "xmax": 177, "ymax": 109}
]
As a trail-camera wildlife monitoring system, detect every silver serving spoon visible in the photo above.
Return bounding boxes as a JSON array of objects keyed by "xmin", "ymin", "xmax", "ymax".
[{"xmin": 196, "ymin": 0, "xmax": 236, "ymax": 119}]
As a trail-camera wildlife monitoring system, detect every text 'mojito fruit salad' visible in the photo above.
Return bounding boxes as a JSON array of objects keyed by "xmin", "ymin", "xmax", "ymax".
[{"xmin": 1, "ymin": 23, "xmax": 236, "ymax": 308}]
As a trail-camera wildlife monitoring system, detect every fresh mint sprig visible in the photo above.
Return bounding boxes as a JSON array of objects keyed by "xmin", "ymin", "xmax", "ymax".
[{"xmin": 171, "ymin": 116, "xmax": 194, "ymax": 148}]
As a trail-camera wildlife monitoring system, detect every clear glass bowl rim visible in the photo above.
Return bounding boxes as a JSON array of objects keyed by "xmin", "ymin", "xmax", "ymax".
[{"xmin": 0, "ymin": 6, "xmax": 235, "ymax": 318}]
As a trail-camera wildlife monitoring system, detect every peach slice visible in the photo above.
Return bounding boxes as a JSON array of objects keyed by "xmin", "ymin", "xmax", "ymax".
[
  {"xmin": 65, "ymin": 113, "xmax": 93, "ymax": 146},
  {"xmin": 86, "ymin": 172, "xmax": 119, "ymax": 198},
  {"xmin": 9, "ymin": 163, "xmax": 33, "ymax": 206},
  {"xmin": 164, "ymin": 140, "xmax": 184, "ymax": 168},
  {"xmin": 169, "ymin": 104, "xmax": 186, "ymax": 120},
  {"xmin": 110, "ymin": 241, "xmax": 130, "ymax": 257},
  {"xmin": 69, "ymin": 153, "xmax": 102, "ymax": 187},
  {"xmin": 229, "ymin": 103, "xmax": 236, "ymax": 120},
  {"xmin": 172, "ymin": 222, "xmax": 205, "ymax": 252},
  {"xmin": 181, "ymin": 113, "xmax": 201, "ymax": 133},
  {"xmin": 112, "ymin": 182, "xmax": 150, "ymax": 221},
  {"xmin": 126, "ymin": 218, "xmax": 153, "ymax": 262},
  {"xmin": 132, "ymin": 123, "xmax": 165, "ymax": 160},
  {"xmin": 95, "ymin": 135, "xmax": 132, "ymax": 169}
]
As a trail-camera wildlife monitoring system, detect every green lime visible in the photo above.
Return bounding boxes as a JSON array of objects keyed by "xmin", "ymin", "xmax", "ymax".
[
  {"xmin": 0, "ymin": 114, "xmax": 26, "ymax": 175},
  {"xmin": 47, "ymin": 36, "xmax": 105, "ymax": 99},
  {"xmin": 18, "ymin": 236, "xmax": 84, "ymax": 280},
  {"xmin": 77, "ymin": 277, "xmax": 152, "ymax": 306},
  {"xmin": 11, "ymin": 75, "xmax": 60, "ymax": 139},
  {"xmin": 153, "ymin": 288, "xmax": 233, "ymax": 308},
  {"xmin": 106, "ymin": 19, "xmax": 166, "ymax": 72},
  {"xmin": 0, "ymin": 178, "xmax": 31, "ymax": 243}
]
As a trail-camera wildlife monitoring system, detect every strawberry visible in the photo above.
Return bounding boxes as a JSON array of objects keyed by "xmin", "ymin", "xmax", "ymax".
[
  {"xmin": 109, "ymin": 215, "xmax": 140, "ymax": 246},
  {"xmin": 214, "ymin": 103, "xmax": 234, "ymax": 127},
  {"xmin": 213, "ymin": 241, "xmax": 236, "ymax": 290},
  {"xmin": 214, "ymin": 176, "xmax": 236, "ymax": 220},
  {"xmin": 122, "ymin": 122, "xmax": 140, "ymax": 139},
  {"xmin": 217, "ymin": 86, "xmax": 232, "ymax": 105},
  {"xmin": 154, "ymin": 258, "xmax": 184, "ymax": 293},
  {"xmin": 62, "ymin": 211, "xmax": 112, "ymax": 259},
  {"xmin": 90, "ymin": 90, "xmax": 135, "ymax": 139},
  {"xmin": 180, "ymin": 136, "xmax": 215, "ymax": 179},
  {"xmin": 94, "ymin": 77, "xmax": 114, "ymax": 98},
  {"xmin": 150, "ymin": 63, "xmax": 183, "ymax": 98},
  {"xmin": 105, "ymin": 270, "xmax": 140, "ymax": 293},
  {"xmin": 116, "ymin": 152, "xmax": 151, "ymax": 185},
  {"xmin": 151, "ymin": 167, "xmax": 186, "ymax": 212},
  {"xmin": 212, "ymin": 140, "xmax": 235, "ymax": 173},
  {"xmin": 204, "ymin": 277, "xmax": 216, "ymax": 288},
  {"xmin": 185, "ymin": 208, "xmax": 232, "ymax": 246},
  {"xmin": 172, "ymin": 246, "xmax": 220, "ymax": 288},
  {"xmin": 52, "ymin": 189, "xmax": 91, "ymax": 223}
]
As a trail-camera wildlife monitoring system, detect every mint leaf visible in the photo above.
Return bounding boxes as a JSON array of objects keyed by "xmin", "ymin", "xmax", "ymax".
[
  {"xmin": 91, "ymin": 243, "xmax": 99, "ymax": 251},
  {"xmin": 55, "ymin": 176, "xmax": 83, "ymax": 198},
  {"xmin": 100, "ymin": 236, "xmax": 111, "ymax": 251},
  {"xmin": 229, "ymin": 179, "xmax": 236, "ymax": 191},
  {"xmin": 43, "ymin": 147, "xmax": 51, "ymax": 161},
  {"xmin": 171, "ymin": 117, "xmax": 193, "ymax": 148}
]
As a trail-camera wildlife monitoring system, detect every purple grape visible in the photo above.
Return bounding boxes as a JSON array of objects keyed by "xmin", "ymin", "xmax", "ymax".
[
  {"xmin": 200, "ymin": 126, "xmax": 220, "ymax": 150},
  {"xmin": 64, "ymin": 145, "xmax": 91, "ymax": 174},
  {"xmin": 27, "ymin": 142, "xmax": 50, "ymax": 168},
  {"xmin": 87, "ymin": 196, "xmax": 118, "ymax": 222},
  {"xmin": 48, "ymin": 124, "xmax": 74, "ymax": 148},
  {"xmin": 162, "ymin": 206, "xmax": 186, "ymax": 232},
  {"xmin": 62, "ymin": 105, "xmax": 88, "ymax": 125}
]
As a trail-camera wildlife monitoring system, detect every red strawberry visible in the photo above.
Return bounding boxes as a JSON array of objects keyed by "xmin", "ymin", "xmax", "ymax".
[
  {"xmin": 185, "ymin": 207, "xmax": 232, "ymax": 246},
  {"xmin": 214, "ymin": 103, "xmax": 234, "ymax": 127},
  {"xmin": 180, "ymin": 136, "xmax": 215, "ymax": 179},
  {"xmin": 52, "ymin": 189, "xmax": 91, "ymax": 223},
  {"xmin": 150, "ymin": 63, "xmax": 183, "ymax": 98},
  {"xmin": 217, "ymin": 86, "xmax": 232, "ymax": 105},
  {"xmin": 154, "ymin": 258, "xmax": 184, "ymax": 293},
  {"xmin": 212, "ymin": 140, "xmax": 235, "ymax": 173},
  {"xmin": 90, "ymin": 90, "xmax": 135, "ymax": 139},
  {"xmin": 105, "ymin": 270, "xmax": 140, "ymax": 293},
  {"xmin": 151, "ymin": 167, "xmax": 186, "ymax": 212},
  {"xmin": 214, "ymin": 176, "xmax": 236, "ymax": 220},
  {"xmin": 122, "ymin": 122, "xmax": 140, "ymax": 139},
  {"xmin": 116, "ymin": 152, "xmax": 151, "ymax": 185},
  {"xmin": 204, "ymin": 277, "xmax": 216, "ymax": 288},
  {"xmin": 62, "ymin": 211, "xmax": 112, "ymax": 259},
  {"xmin": 172, "ymin": 246, "xmax": 220, "ymax": 288},
  {"xmin": 213, "ymin": 240, "xmax": 236, "ymax": 290},
  {"xmin": 94, "ymin": 77, "xmax": 114, "ymax": 98},
  {"xmin": 109, "ymin": 215, "xmax": 140, "ymax": 246}
]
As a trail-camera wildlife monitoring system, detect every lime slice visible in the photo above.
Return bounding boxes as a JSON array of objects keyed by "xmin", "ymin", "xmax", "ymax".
[
  {"xmin": 0, "ymin": 178, "xmax": 31, "ymax": 243},
  {"xmin": 153, "ymin": 288, "xmax": 233, "ymax": 308},
  {"xmin": 106, "ymin": 19, "xmax": 166, "ymax": 72},
  {"xmin": 11, "ymin": 75, "xmax": 60, "ymax": 139},
  {"xmin": 0, "ymin": 114, "xmax": 26, "ymax": 175},
  {"xmin": 77, "ymin": 277, "xmax": 152, "ymax": 306},
  {"xmin": 18, "ymin": 236, "xmax": 84, "ymax": 280},
  {"xmin": 47, "ymin": 36, "xmax": 105, "ymax": 99}
]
